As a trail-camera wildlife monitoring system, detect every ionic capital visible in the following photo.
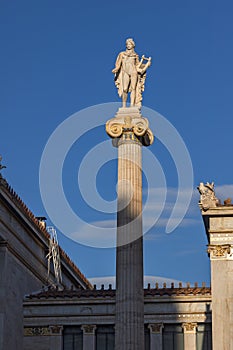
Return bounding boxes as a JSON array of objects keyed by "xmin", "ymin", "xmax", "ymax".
[{"xmin": 106, "ymin": 109, "xmax": 153, "ymax": 146}]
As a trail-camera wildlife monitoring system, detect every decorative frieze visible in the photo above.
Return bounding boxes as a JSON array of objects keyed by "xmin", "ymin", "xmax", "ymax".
[
  {"xmin": 24, "ymin": 325, "xmax": 63, "ymax": 336},
  {"xmin": 24, "ymin": 327, "xmax": 50, "ymax": 336},
  {"xmin": 177, "ymin": 313, "xmax": 207, "ymax": 322},
  {"xmin": 210, "ymin": 233, "xmax": 233, "ymax": 243}
]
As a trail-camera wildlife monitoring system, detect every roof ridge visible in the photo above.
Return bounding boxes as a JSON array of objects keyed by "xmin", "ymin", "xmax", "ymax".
[
  {"xmin": 1, "ymin": 178, "xmax": 50, "ymax": 239},
  {"xmin": 59, "ymin": 248, "xmax": 93, "ymax": 289},
  {"xmin": 0, "ymin": 177, "xmax": 92, "ymax": 289}
]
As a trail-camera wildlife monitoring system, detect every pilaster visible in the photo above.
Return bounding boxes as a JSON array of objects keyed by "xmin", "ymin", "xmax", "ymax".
[
  {"xmin": 0, "ymin": 241, "xmax": 8, "ymax": 350},
  {"xmin": 199, "ymin": 185, "xmax": 233, "ymax": 350},
  {"xmin": 182, "ymin": 322, "xmax": 197, "ymax": 350},
  {"xmin": 49, "ymin": 325, "xmax": 63, "ymax": 350},
  {"xmin": 148, "ymin": 323, "xmax": 164, "ymax": 350},
  {"xmin": 0, "ymin": 240, "xmax": 8, "ymax": 296},
  {"xmin": 81, "ymin": 325, "xmax": 96, "ymax": 350}
]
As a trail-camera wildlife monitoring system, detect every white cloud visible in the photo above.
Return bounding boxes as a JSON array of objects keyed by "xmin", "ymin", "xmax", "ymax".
[
  {"xmin": 142, "ymin": 186, "xmax": 200, "ymax": 233},
  {"xmin": 154, "ymin": 217, "xmax": 199, "ymax": 228},
  {"xmin": 215, "ymin": 184, "xmax": 233, "ymax": 202},
  {"xmin": 69, "ymin": 185, "xmax": 205, "ymax": 247},
  {"xmin": 69, "ymin": 220, "xmax": 117, "ymax": 247},
  {"xmin": 173, "ymin": 248, "xmax": 200, "ymax": 257},
  {"xmin": 69, "ymin": 185, "xmax": 203, "ymax": 247}
]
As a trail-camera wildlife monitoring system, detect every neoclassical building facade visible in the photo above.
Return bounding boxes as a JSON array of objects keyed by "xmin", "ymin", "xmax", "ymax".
[
  {"xmin": 1, "ymin": 172, "xmax": 232, "ymax": 350},
  {"xmin": 24, "ymin": 284, "xmax": 212, "ymax": 350}
]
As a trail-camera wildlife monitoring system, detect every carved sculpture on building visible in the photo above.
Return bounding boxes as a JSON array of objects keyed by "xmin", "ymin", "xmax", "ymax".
[
  {"xmin": 197, "ymin": 182, "xmax": 219, "ymax": 210},
  {"xmin": 0, "ymin": 155, "xmax": 7, "ymax": 186},
  {"xmin": 112, "ymin": 38, "xmax": 151, "ymax": 108},
  {"xmin": 0, "ymin": 155, "xmax": 6, "ymax": 174}
]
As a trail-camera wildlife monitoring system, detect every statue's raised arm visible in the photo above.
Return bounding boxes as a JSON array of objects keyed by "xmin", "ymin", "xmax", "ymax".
[{"xmin": 112, "ymin": 38, "xmax": 152, "ymax": 108}]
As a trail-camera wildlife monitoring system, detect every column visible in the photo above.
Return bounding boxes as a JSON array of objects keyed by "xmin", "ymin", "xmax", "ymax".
[
  {"xmin": 207, "ymin": 244, "xmax": 233, "ymax": 350},
  {"xmin": 81, "ymin": 325, "xmax": 96, "ymax": 350},
  {"xmin": 116, "ymin": 129, "xmax": 144, "ymax": 350},
  {"xmin": 148, "ymin": 323, "xmax": 164, "ymax": 349},
  {"xmin": 106, "ymin": 108, "xmax": 153, "ymax": 350},
  {"xmin": 182, "ymin": 322, "xmax": 197, "ymax": 350},
  {"xmin": 49, "ymin": 325, "xmax": 63, "ymax": 350},
  {"xmin": 0, "ymin": 240, "xmax": 8, "ymax": 350}
]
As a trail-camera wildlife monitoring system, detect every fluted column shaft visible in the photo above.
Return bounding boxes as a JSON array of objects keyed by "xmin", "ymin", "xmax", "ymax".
[
  {"xmin": 115, "ymin": 132, "xmax": 144, "ymax": 350},
  {"xmin": 105, "ymin": 108, "xmax": 153, "ymax": 350}
]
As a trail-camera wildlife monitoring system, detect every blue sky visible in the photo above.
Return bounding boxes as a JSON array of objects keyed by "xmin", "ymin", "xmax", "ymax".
[{"xmin": 1, "ymin": 0, "xmax": 233, "ymax": 286}]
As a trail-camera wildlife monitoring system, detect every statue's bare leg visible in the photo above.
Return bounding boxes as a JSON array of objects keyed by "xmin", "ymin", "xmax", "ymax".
[
  {"xmin": 130, "ymin": 73, "xmax": 138, "ymax": 106},
  {"xmin": 122, "ymin": 72, "xmax": 130, "ymax": 108},
  {"xmin": 122, "ymin": 92, "xmax": 128, "ymax": 108}
]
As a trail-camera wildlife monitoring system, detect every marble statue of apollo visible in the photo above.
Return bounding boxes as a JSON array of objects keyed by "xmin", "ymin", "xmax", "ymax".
[{"xmin": 112, "ymin": 38, "xmax": 151, "ymax": 108}]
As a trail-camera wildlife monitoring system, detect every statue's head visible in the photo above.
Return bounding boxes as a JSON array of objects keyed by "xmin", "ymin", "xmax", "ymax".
[{"xmin": 126, "ymin": 38, "xmax": 135, "ymax": 49}]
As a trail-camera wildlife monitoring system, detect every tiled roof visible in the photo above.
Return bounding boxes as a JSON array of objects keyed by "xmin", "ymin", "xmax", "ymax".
[
  {"xmin": 0, "ymin": 177, "xmax": 92, "ymax": 290},
  {"xmin": 145, "ymin": 282, "xmax": 211, "ymax": 296},
  {"xmin": 26, "ymin": 283, "xmax": 211, "ymax": 300}
]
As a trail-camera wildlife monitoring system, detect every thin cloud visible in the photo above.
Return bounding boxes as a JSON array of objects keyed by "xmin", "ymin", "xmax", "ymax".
[
  {"xmin": 173, "ymin": 248, "xmax": 200, "ymax": 257},
  {"xmin": 143, "ymin": 186, "xmax": 199, "ymax": 215},
  {"xmin": 143, "ymin": 216, "xmax": 199, "ymax": 230},
  {"xmin": 144, "ymin": 232, "xmax": 165, "ymax": 241},
  {"xmin": 142, "ymin": 186, "xmax": 200, "ymax": 234},
  {"xmin": 69, "ymin": 185, "xmax": 203, "ymax": 246},
  {"xmin": 215, "ymin": 184, "xmax": 233, "ymax": 202},
  {"xmin": 88, "ymin": 275, "xmax": 185, "ymax": 289},
  {"xmin": 69, "ymin": 220, "xmax": 117, "ymax": 247}
]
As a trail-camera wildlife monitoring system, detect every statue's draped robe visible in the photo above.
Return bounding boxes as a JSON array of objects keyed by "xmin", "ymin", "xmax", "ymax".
[{"xmin": 113, "ymin": 51, "xmax": 147, "ymax": 107}]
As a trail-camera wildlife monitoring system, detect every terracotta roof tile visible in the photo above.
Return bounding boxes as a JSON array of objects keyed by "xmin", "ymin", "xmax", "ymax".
[{"xmin": 26, "ymin": 283, "xmax": 211, "ymax": 300}]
